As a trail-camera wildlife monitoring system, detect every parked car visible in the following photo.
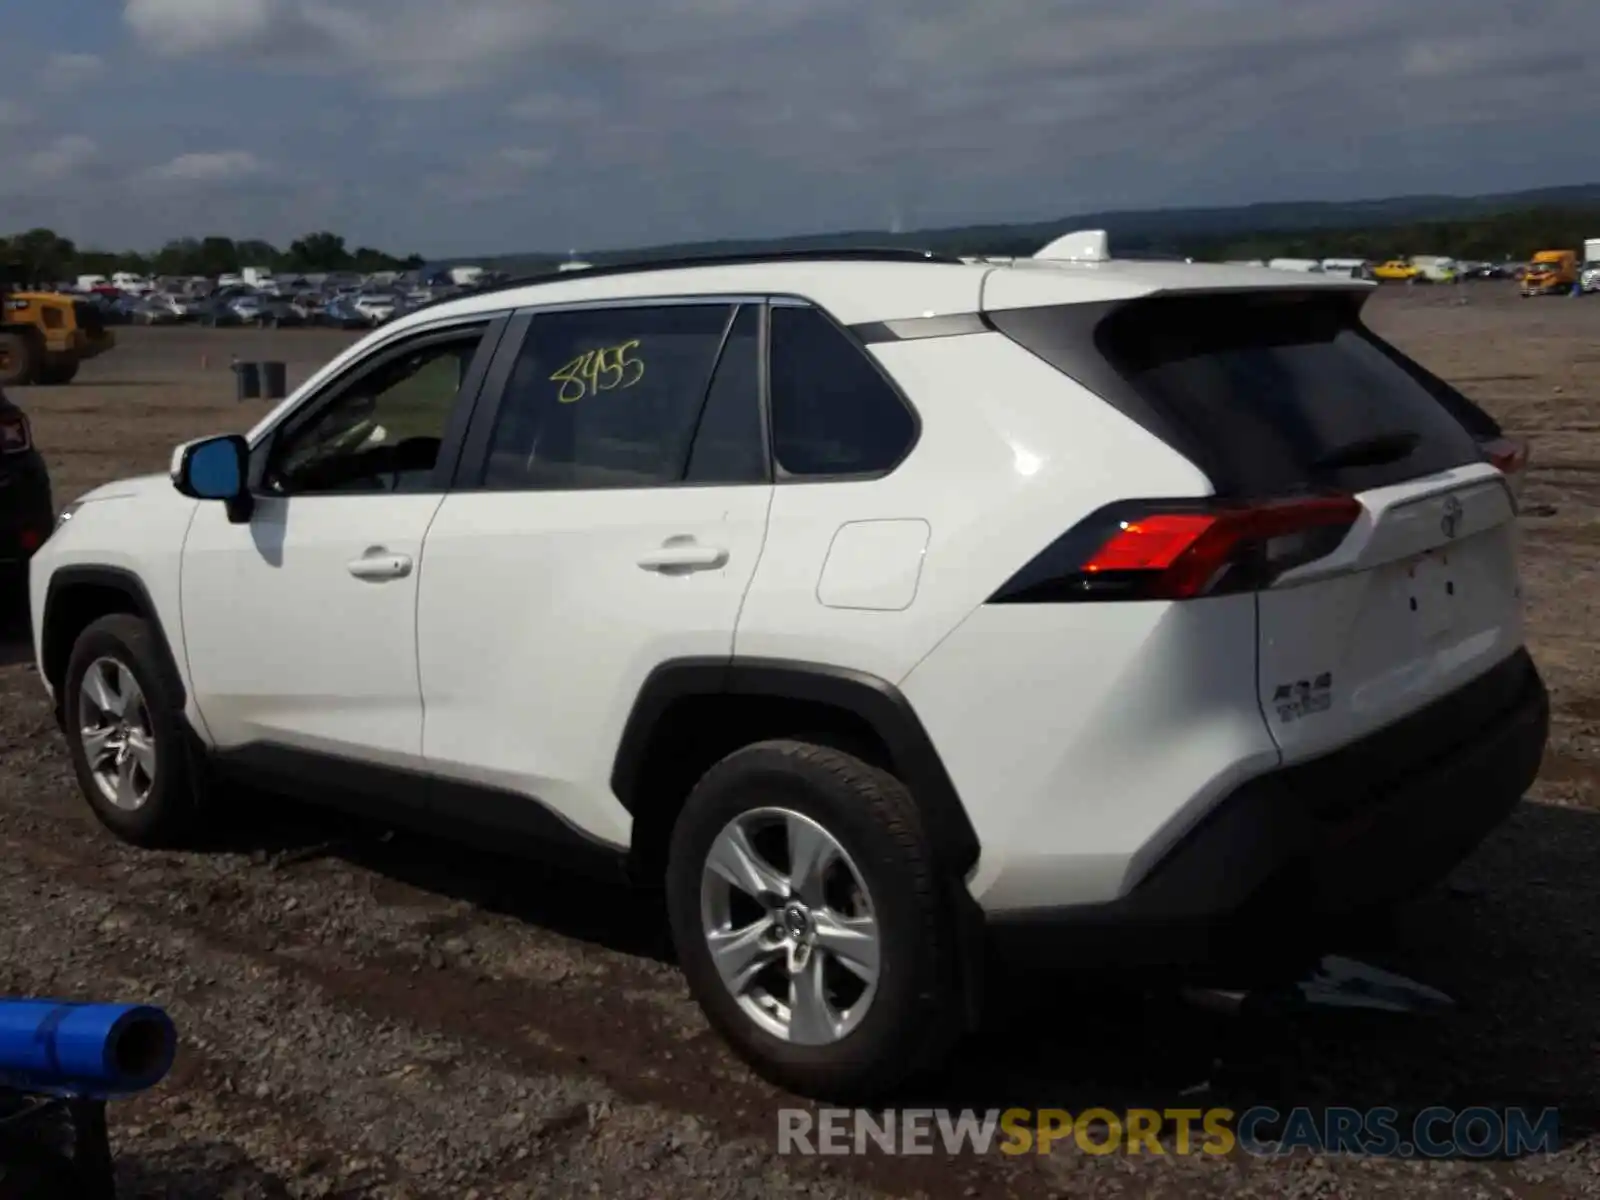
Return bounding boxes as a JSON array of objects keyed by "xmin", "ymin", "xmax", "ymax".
[
  {"xmin": 1371, "ymin": 259, "xmax": 1423, "ymax": 283},
  {"xmin": 132, "ymin": 298, "xmax": 183, "ymax": 326},
  {"xmin": 318, "ymin": 297, "xmax": 369, "ymax": 329},
  {"xmin": 1579, "ymin": 261, "xmax": 1600, "ymax": 294},
  {"xmin": 226, "ymin": 294, "xmax": 265, "ymax": 325},
  {"xmin": 26, "ymin": 245, "xmax": 1548, "ymax": 1101},
  {"xmin": 0, "ymin": 390, "xmax": 51, "ymax": 608},
  {"xmin": 250, "ymin": 297, "xmax": 308, "ymax": 328},
  {"xmin": 107, "ymin": 294, "xmax": 145, "ymax": 326},
  {"xmin": 352, "ymin": 293, "xmax": 398, "ymax": 326},
  {"xmin": 147, "ymin": 294, "xmax": 204, "ymax": 322}
]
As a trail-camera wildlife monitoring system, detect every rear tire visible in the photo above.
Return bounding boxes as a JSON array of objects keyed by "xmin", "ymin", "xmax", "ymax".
[
  {"xmin": 0, "ymin": 332, "xmax": 36, "ymax": 386},
  {"xmin": 666, "ymin": 739, "xmax": 961, "ymax": 1101},
  {"xmin": 63, "ymin": 614, "xmax": 204, "ymax": 847}
]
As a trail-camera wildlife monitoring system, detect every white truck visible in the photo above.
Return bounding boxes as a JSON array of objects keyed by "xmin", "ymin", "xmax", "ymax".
[
  {"xmin": 1583, "ymin": 239, "xmax": 1600, "ymax": 293},
  {"xmin": 1409, "ymin": 256, "xmax": 1461, "ymax": 283}
]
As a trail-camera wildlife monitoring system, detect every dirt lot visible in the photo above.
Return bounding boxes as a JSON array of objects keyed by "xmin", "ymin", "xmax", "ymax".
[{"xmin": 2, "ymin": 287, "xmax": 1598, "ymax": 1198}]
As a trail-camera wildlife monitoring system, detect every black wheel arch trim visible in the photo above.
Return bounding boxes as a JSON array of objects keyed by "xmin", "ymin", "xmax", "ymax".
[
  {"xmin": 41, "ymin": 564, "xmax": 188, "ymax": 707},
  {"xmin": 611, "ymin": 656, "xmax": 980, "ymax": 878}
]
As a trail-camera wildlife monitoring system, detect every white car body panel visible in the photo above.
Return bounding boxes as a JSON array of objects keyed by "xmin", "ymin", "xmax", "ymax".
[
  {"xmin": 179, "ymin": 494, "xmax": 445, "ymax": 767},
  {"xmin": 733, "ymin": 332, "xmax": 1208, "ymax": 683},
  {"xmin": 29, "ymin": 478, "xmax": 206, "ymax": 731},
  {"xmin": 1256, "ymin": 465, "xmax": 1522, "ymax": 763},
  {"xmin": 415, "ymin": 484, "xmax": 774, "ymax": 848}
]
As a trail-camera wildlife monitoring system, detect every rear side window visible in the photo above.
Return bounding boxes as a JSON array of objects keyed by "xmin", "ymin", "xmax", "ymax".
[
  {"xmin": 481, "ymin": 304, "xmax": 735, "ymax": 490},
  {"xmin": 992, "ymin": 292, "xmax": 1485, "ymax": 496},
  {"xmin": 769, "ymin": 306, "xmax": 915, "ymax": 477}
]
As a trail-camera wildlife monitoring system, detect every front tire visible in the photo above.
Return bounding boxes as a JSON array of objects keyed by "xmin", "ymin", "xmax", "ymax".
[
  {"xmin": 666, "ymin": 740, "xmax": 960, "ymax": 1101},
  {"xmin": 62, "ymin": 614, "xmax": 202, "ymax": 847},
  {"xmin": 0, "ymin": 332, "xmax": 37, "ymax": 386}
]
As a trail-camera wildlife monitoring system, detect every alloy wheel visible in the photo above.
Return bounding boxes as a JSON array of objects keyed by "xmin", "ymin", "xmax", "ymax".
[
  {"xmin": 699, "ymin": 807, "xmax": 881, "ymax": 1046},
  {"xmin": 78, "ymin": 657, "xmax": 157, "ymax": 811}
]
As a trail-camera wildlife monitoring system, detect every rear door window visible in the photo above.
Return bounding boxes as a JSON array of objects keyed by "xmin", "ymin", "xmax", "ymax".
[
  {"xmin": 684, "ymin": 304, "xmax": 766, "ymax": 485},
  {"xmin": 480, "ymin": 304, "xmax": 736, "ymax": 490}
]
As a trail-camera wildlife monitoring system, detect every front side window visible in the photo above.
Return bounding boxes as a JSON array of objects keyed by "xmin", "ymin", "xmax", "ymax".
[
  {"xmin": 482, "ymin": 303, "xmax": 744, "ymax": 490},
  {"xmin": 263, "ymin": 324, "xmax": 487, "ymax": 496}
]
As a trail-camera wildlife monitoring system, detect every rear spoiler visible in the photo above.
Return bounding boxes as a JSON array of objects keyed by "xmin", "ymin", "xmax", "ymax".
[{"xmin": 1033, "ymin": 229, "xmax": 1111, "ymax": 263}]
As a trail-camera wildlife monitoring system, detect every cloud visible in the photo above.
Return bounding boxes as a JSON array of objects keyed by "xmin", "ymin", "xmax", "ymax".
[
  {"xmin": 0, "ymin": 99, "xmax": 30, "ymax": 128},
  {"xmin": 498, "ymin": 146, "xmax": 551, "ymax": 170},
  {"xmin": 42, "ymin": 53, "xmax": 104, "ymax": 88},
  {"xmin": 26, "ymin": 135, "xmax": 98, "ymax": 182},
  {"xmin": 121, "ymin": 0, "xmax": 557, "ymax": 94},
  {"xmin": 143, "ymin": 150, "xmax": 267, "ymax": 183},
  {"xmin": 122, "ymin": 0, "xmax": 283, "ymax": 57},
  {"xmin": 506, "ymin": 92, "xmax": 602, "ymax": 126},
  {"xmin": 56, "ymin": 0, "xmax": 1600, "ymax": 252}
]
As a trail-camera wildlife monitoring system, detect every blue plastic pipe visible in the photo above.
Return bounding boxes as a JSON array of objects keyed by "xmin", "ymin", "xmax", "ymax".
[{"xmin": 0, "ymin": 999, "xmax": 176, "ymax": 1095}]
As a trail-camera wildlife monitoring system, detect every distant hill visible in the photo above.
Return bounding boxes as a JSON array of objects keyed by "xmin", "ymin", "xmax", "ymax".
[{"xmin": 446, "ymin": 182, "xmax": 1600, "ymax": 273}]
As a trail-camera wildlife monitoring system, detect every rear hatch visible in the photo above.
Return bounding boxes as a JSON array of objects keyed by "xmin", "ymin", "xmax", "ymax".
[{"xmin": 989, "ymin": 287, "xmax": 1524, "ymax": 762}]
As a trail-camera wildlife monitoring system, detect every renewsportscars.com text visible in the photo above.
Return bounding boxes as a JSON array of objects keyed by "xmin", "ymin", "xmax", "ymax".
[{"xmin": 777, "ymin": 1106, "xmax": 1559, "ymax": 1158}]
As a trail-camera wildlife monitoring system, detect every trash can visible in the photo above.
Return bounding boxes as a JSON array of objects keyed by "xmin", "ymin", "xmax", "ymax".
[
  {"xmin": 233, "ymin": 361, "xmax": 261, "ymax": 401},
  {"xmin": 261, "ymin": 361, "xmax": 288, "ymax": 400}
]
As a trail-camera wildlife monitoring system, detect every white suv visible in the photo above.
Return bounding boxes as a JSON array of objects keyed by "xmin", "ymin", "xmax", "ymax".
[{"xmin": 29, "ymin": 239, "xmax": 1548, "ymax": 1100}]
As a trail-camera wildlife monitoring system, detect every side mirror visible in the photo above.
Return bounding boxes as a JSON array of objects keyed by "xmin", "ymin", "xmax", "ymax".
[{"xmin": 173, "ymin": 434, "xmax": 253, "ymax": 524}]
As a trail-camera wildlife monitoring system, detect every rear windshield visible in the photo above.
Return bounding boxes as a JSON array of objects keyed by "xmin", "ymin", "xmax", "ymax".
[{"xmin": 989, "ymin": 291, "xmax": 1488, "ymax": 496}]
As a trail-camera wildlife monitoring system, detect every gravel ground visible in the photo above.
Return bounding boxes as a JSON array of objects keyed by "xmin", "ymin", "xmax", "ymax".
[{"xmin": 2, "ymin": 288, "xmax": 1599, "ymax": 1197}]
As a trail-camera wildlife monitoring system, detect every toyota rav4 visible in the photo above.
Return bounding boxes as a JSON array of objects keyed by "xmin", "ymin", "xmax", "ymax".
[{"xmin": 28, "ymin": 239, "xmax": 1547, "ymax": 1100}]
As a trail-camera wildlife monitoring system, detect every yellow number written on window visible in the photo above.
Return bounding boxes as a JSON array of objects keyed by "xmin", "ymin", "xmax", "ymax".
[{"xmin": 549, "ymin": 340, "xmax": 645, "ymax": 404}]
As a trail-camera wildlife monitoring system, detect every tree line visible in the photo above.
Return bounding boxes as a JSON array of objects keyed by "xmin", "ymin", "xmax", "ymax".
[
  {"xmin": 6, "ymin": 202, "xmax": 1600, "ymax": 288},
  {"xmin": 1187, "ymin": 205, "xmax": 1600, "ymax": 264},
  {"xmin": 0, "ymin": 228, "xmax": 425, "ymax": 285}
]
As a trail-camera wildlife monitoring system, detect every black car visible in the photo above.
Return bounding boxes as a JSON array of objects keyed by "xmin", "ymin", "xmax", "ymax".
[{"xmin": 0, "ymin": 390, "xmax": 52, "ymax": 609}]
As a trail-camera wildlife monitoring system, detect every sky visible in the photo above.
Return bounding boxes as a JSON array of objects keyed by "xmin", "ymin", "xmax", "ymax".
[{"xmin": 0, "ymin": 0, "xmax": 1597, "ymax": 258}]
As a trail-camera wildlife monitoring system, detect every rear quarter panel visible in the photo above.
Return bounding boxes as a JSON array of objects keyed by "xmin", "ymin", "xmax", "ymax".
[{"xmin": 733, "ymin": 330, "xmax": 1211, "ymax": 685}]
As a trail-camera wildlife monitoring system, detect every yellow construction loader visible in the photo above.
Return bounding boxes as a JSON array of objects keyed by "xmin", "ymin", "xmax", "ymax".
[{"xmin": 0, "ymin": 269, "xmax": 115, "ymax": 386}]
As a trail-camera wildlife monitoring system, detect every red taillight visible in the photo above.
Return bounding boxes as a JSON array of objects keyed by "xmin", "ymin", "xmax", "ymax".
[
  {"xmin": 991, "ymin": 494, "xmax": 1363, "ymax": 604},
  {"xmin": 1483, "ymin": 437, "xmax": 1526, "ymax": 474},
  {"xmin": 1083, "ymin": 514, "xmax": 1216, "ymax": 573},
  {"xmin": 19, "ymin": 528, "xmax": 40, "ymax": 551},
  {"xmin": 0, "ymin": 410, "xmax": 29, "ymax": 454},
  {"xmin": 1482, "ymin": 436, "xmax": 1528, "ymax": 506}
]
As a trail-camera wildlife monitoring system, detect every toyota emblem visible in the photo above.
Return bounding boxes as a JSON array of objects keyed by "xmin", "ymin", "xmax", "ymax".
[{"xmin": 1440, "ymin": 495, "xmax": 1463, "ymax": 539}]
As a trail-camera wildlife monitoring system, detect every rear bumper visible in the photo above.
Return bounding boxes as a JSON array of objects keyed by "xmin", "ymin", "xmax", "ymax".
[{"xmin": 985, "ymin": 648, "xmax": 1548, "ymax": 974}]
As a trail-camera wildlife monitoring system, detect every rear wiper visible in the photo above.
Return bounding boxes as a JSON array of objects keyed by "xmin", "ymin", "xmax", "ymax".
[{"xmin": 1312, "ymin": 430, "xmax": 1421, "ymax": 472}]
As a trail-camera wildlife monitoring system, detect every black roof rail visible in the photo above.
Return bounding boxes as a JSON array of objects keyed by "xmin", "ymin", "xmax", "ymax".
[
  {"xmin": 398, "ymin": 246, "xmax": 965, "ymax": 318},
  {"xmin": 519, "ymin": 246, "xmax": 964, "ymax": 282}
]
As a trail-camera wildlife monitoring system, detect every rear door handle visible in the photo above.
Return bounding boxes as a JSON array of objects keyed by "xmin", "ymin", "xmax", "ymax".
[
  {"xmin": 637, "ymin": 542, "xmax": 728, "ymax": 572},
  {"xmin": 346, "ymin": 548, "xmax": 413, "ymax": 581}
]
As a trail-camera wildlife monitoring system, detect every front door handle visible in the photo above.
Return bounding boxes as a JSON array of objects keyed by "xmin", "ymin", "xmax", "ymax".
[
  {"xmin": 346, "ymin": 547, "xmax": 413, "ymax": 581},
  {"xmin": 637, "ymin": 541, "xmax": 728, "ymax": 573}
]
